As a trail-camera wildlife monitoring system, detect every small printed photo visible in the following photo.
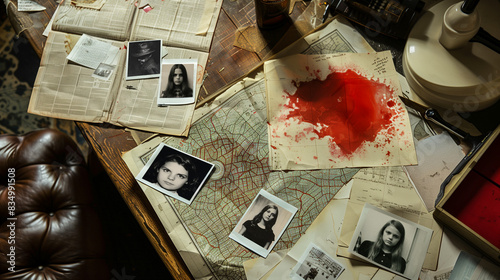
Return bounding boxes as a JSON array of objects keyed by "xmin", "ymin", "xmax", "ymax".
[
  {"xmin": 92, "ymin": 63, "xmax": 115, "ymax": 80},
  {"xmin": 157, "ymin": 59, "xmax": 197, "ymax": 106},
  {"xmin": 229, "ymin": 189, "xmax": 298, "ymax": 258},
  {"xmin": 126, "ymin": 39, "xmax": 162, "ymax": 80},
  {"xmin": 291, "ymin": 243, "xmax": 345, "ymax": 280},
  {"xmin": 135, "ymin": 143, "xmax": 214, "ymax": 205},
  {"xmin": 348, "ymin": 203, "xmax": 433, "ymax": 280}
]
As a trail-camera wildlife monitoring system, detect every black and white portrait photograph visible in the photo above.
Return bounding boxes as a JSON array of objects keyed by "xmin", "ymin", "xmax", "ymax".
[
  {"xmin": 135, "ymin": 143, "xmax": 214, "ymax": 205},
  {"xmin": 157, "ymin": 59, "xmax": 197, "ymax": 106},
  {"xmin": 126, "ymin": 39, "xmax": 162, "ymax": 80},
  {"xmin": 348, "ymin": 203, "xmax": 433, "ymax": 280},
  {"xmin": 229, "ymin": 189, "xmax": 298, "ymax": 258},
  {"xmin": 291, "ymin": 243, "xmax": 345, "ymax": 280}
]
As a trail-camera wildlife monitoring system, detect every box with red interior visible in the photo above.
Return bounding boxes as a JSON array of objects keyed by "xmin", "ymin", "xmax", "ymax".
[{"xmin": 434, "ymin": 127, "xmax": 500, "ymax": 264}]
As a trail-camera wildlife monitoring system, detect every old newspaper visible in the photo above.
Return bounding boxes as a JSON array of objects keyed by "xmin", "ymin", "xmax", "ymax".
[{"xmin": 28, "ymin": 0, "xmax": 221, "ymax": 136}]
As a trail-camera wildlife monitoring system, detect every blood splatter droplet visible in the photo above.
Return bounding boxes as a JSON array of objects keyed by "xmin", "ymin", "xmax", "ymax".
[{"xmin": 282, "ymin": 69, "xmax": 398, "ymax": 157}]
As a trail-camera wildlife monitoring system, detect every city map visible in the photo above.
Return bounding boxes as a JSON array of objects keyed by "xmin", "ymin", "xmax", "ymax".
[{"xmin": 123, "ymin": 17, "xmax": 378, "ymax": 279}]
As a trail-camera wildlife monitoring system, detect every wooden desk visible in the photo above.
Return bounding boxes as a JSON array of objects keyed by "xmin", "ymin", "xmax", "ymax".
[
  {"xmin": 10, "ymin": 0, "xmax": 310, "ymax": 278},
  {"xmin": 11, "ymin": 0, "xmax": 500, "ymax": 277}
]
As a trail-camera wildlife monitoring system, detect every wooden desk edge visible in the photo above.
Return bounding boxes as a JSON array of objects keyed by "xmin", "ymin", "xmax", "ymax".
[{"xmin": 76, "ymin": 122, "xmax": 194, "ymax": 280}]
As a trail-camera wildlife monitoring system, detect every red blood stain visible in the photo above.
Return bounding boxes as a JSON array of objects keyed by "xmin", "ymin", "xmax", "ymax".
[{"xmin": 282, "ymin": 69, "xmax": 397, "ymax": 157}]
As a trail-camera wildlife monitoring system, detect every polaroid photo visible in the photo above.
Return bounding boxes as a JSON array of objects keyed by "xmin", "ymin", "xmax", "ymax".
[
  {"xmin": 135, "ymin": 143, "xmax": 214, "ymax": 205},
  {"xmin": 157, "ymin": 59, "xmax": 198, "ymax": 106},
  {"xmin": 348, "ymin": 203, "xmax": 433, "ymax": 280},
  {"xmin": 126, "ymin": 39, "xmax": 162, "ymax": 80},
  {"xmin": 229, "ymin": 189, "xmax": 298, "ymax": 258},
  {"xmin": 92, "ymin": 63, "xmax": 115, "ymax": 80},
  {"xmin": 290, "ymin": 243, "xmax": 345, "ymax": 280}
]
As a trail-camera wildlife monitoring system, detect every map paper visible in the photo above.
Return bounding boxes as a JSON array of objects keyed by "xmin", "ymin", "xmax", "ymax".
[{"xmin": 123, "ymin": 77, "xmax": 358, "ymax": 279}]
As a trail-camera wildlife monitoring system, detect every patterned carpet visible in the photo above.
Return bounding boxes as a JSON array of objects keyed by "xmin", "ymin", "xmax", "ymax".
[{"xmin": 0, "ymin": 12, "xmax": 88, "ymax": 156}]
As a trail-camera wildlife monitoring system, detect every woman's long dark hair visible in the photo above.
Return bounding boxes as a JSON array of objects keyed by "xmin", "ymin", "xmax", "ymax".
[
  {"xmin": 162, "ymin": 64, "xmax": 192, "ymax": 97},
  {"xmin": 251, "ymin": 204, "xmax": 279, "ymax": 230},
  {"xmin": 148, "ymin": 153, "xmax": 199, "ymax": 199},
  {"xmin": 368, "ymin": 220, "xmax": 406, "ymax": 273}
]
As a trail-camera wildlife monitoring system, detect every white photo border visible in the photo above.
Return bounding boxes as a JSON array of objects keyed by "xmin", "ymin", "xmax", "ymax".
[
  {"xmin": 348, "ymin": 203, "xmax": 433, "ymax": 280},
  {"xmin": 135, "ymin": 143, "xmax": 214, "ymax": 205},
  {"xmin": 229, "ymin": 189, "xmax": 298, "ymax": 258},
  {"xmin": 291, "ymin": 243, "xmax": 345, "ymax": 280},
  {"xmin": 157, "ymin": 59, "xmax": 198, "ymax": 106}
]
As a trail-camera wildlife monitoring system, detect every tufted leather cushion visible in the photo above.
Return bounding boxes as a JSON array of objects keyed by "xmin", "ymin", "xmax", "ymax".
[{"xmin": 0, "ymin": 129, "xmax": 109, "ymax": 279}]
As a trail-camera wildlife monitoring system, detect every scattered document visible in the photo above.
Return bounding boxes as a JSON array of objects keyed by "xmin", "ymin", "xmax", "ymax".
[
  {"xmin": 404, "ymin": 132, "xmax": 465, "ymax": 212},
  {"xmin": 17, "ymin": 0, "xmax": 46, "ymax": 11},
  {"xmin": 338, "ymin": 167, "xmax": 443, "ymax": 271},
  {"xmin": 449, "ymin": 251, "xmax": 500, "ymax": 280},
  {"xmin": 71, "ymin": 0, "xmax": 106, "ymax": 10},
  {"xmin": 67, "ymin": 34, "xmax": 120, "ymax": 69},
  {"xmin": 291, "ymin": 243, "xmax": 345, "ymax": 280}
]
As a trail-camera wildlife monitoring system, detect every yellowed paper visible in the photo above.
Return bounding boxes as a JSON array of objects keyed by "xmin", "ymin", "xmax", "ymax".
[
  {"xmin": 263, "ymin": 196, "xmax": 396, "ymax": 280},
  {"xmin": 265, "ymin": 52, "xmax": 417, "ymax": 170},
  {"xmin": 71, "ymin": 0, "xmax": 106, "ymax": 10},
  {"xmin": 28, "ymin": 32, "xmax": 208, "ymax": 136},
  {"xmin": 30, "ymin": 0, "xmax": 222, "ymax": 136},
  {"xmin": 53, "ymin": 0, "xmax": 137, "ymax": 41},
  {"xmin": 338, "ymin": 168, "xmax": 442, "ymax": 271}
]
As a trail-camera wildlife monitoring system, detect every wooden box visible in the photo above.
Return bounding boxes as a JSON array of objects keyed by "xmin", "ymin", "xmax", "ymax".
[{"xmin": 434, "ymin": 126, "xmax": 500, "ymax": 264}]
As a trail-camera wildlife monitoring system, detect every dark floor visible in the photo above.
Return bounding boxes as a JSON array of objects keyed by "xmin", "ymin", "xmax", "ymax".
[{"xmin": 89, "ymin": 157, "xmax": 175, "ymax": 280}]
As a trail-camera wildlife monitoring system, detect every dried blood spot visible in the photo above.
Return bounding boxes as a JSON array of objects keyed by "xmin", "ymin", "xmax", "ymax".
[{"xmin": 283, "ymin": 69, "xmax": 397, "ymax": 157}]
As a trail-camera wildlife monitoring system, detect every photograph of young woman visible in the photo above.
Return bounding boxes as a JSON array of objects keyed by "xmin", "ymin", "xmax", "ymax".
[
  {"xmin": 158, "ymin": 59, "xmax": 197, "ymax": 106},
  {"xmin": 161, "ymin": 64, "xmax": 193, "ymax": 98},
  {"xmin": 148, "ymin": 153, "xmax": 199, "ymax": 201},
  {"xmin": 356, "ymin": 219, "xmax": 407, "ymax": 273},
  {"xmin": 348, "ymin": 204, "xmax": 433, "ymax": 280},
  {"xmin": 136, "ymin": 143, "xmax": 214, "ymax": 205},
  {"xmin": 229, "ymin": 189, "xmax": 298, "ymax": 258},
  {"xmin": 238, "ymin": 204, "xmax": 279, "ymax": 249}
]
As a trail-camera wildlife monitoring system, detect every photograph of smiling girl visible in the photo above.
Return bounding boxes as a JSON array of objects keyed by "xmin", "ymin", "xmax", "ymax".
[
  {"xmin": 135, "ymin": 143, "xmax": 214, "ymax": 205},
  {"xmin": 348, "ymin": 203, "xmax": 433, "ymax": 280},
  {"xmin": 229, "ymin": 189, "xmax": 298, "ymax": 258},
  {"xmin": 157, "ymin": 59, "xmax": 197, "ymax": 106}
]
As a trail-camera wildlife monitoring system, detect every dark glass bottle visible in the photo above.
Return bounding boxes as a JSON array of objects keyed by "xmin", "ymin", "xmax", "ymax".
[{"xmin": 254, "ymin": 0, "xmax": 290, "ymax": 29}]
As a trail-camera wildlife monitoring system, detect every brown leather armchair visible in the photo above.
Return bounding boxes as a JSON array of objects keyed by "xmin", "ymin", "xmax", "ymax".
[{"xmin": 0, "ymin": 129, "xmax": 110, "ymax": 279}]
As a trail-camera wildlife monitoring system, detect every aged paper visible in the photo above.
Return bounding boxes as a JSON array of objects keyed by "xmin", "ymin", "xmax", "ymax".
[
  {"xmin": 404, "ymin": 133, "xmax": 465, "ymax": 212},
  {"xmin": 256, "ymin": 167, "xmax": 442, "ymax": 280},
  {"xmin": 29, "ymin": 0, "xmax": 221, "ymax": 136},
  {"xmin": 130, "ymin": 0, "xmax": 221, "ymax": 53},
  {"xmin": 53, "ymin": 0, "xmax": 221, "ymax": 46},
  {"xmin": 131, "ymin": 0, "xmax": 222, "ymax": 52},
  {"xmin": 260, "ymin": 196, "xmax": 396, "ymax": 280},
  {"xmin": 53, "ymin": 0, "xmax": 137, "ymax": 41},
  {"xmin": 28, "ymin": 32, "xmax": 208, "ymax": 136},
  {"xmin": 265, "ymin": 52, "xmax": 417, "ymax": 170},
  {"xmin": 71, "ymin": 0, "xmax": 106, "ymax": 10},
  {"xmin": 66, "ymin": 34, "xmax": 120, "ymax": 69},
  {"xmin": 17, "ymin": 0, "xmax": 45, "ymax": 11},
  {"xmin": 337, "ymin": 167, "xmax": 443, "ymax": 271},
  {"xmin": 122, "ymin": 75, "xmax": 358, "ymax": 279}
]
